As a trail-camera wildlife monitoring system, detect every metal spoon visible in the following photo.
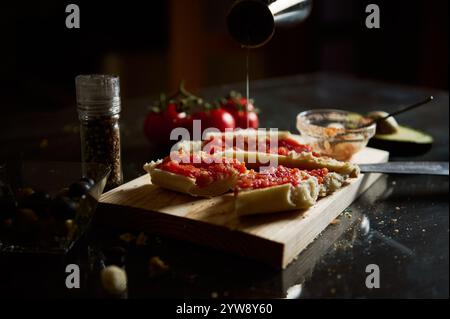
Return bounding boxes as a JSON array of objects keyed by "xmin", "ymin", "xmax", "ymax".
[{"xmin": 360, "ymin": 96, "xmax": 434, "ymax": 128}]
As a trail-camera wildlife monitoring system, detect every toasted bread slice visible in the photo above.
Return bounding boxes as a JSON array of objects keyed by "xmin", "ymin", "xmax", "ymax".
[
  {"xmin": 221, "ymin": 150, "xmax": 360, "ymax": 178},
  {"xmin": 174, "ymin": 130, "xmax": 360, "ymax": 178},
  {"xmin": 235, "ymin": 175, "xmax": 319, "ymax": 216},
  {"xmin": 143, "ymin": 153, "xmax": 246, "ymax": 198}
]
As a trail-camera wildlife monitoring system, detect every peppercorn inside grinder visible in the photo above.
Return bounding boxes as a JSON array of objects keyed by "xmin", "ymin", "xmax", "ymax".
[{"xmin": 76, "ymin": 75, "xmax": 123, "ymax": 190}]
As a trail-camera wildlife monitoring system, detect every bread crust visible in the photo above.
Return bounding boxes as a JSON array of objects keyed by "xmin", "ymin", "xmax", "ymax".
[
  {"xmin": 235, "ymin": 176, "xmax": 319, "ymax": 216},
  {"xmin": 143, "ymin": 161, "xmax": 238, "ymax": 197},
  {"xmin": 205, "ymin": 129, "xmax": 292, "ymax": 140},
  {"xmin": 220, "ymin": 150, "xmax": 360, "ymax": 178}
]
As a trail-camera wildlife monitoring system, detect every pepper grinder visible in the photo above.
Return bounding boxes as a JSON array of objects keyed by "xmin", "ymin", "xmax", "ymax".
[{"xmin": 75, "ymin": 74, "xmax": 123, "ymax": 190}]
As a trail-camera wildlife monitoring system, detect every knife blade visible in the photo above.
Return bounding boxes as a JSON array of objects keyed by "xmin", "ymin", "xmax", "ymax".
[{"xmin": 359, "ymin": 162, "xmax": 449, "ymax": 176}]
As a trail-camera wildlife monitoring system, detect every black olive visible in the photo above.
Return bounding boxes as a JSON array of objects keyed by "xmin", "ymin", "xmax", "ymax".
[
  {"xmin": 68, "ymin": 180, "xmax": 92, "ymax": 197},
  {"xmin": 80, "ymin": 177, "xmax": 95, "ymax": 187},
  {"xmin": 103, "ymin": 246, "xmax": 127, "ymax": 267},
  {"xmin": 51, "ymin": 196, "xmax": 79, "ymax": 220}
]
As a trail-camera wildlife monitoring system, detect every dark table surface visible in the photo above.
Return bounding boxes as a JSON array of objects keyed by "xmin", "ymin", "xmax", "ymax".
[{"xmin": 0, "ymin": 73, "xmax": 448, "ymax": 298}]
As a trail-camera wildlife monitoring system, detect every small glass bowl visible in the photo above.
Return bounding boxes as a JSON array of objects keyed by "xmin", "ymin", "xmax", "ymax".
[{"xmin": 296, "ymin": 109, "xmax": 376, "ymax": 160}]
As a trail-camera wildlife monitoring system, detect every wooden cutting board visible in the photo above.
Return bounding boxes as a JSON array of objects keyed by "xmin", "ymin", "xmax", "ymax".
[{"xmin": 98, "ymin": 147, "xmax": 389, "ymax": 269}]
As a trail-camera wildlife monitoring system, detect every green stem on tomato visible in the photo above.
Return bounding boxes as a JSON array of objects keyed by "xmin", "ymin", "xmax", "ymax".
[
  {"xmin": 179, "ymin": 80, "xmax": 202, "ymax": 100},
  {"xmin": 159, "ymin": 93, "xmax": 167, "ymax": 111}
]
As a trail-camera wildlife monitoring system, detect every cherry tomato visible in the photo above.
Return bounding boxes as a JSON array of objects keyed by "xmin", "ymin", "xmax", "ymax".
[
  {"xmin": 192, "ymin": 109, "xmax": 236, "ymax": 132},
  {"xmin": 221, "ymin": 95, "xmax": 259, "ymax": 129},
  {"xmin": 222, "ymin": 97, "xmax": 256, "ymax": 113},
  {"xmin": 164, "ymin": 103, "xmax": 183, "ymax": 121},
  {"xmin": 230, "ymin": 109, "xmax": 259, "ymax": 129},
  {"xmin": 172, "ymin": 114, "xmax": 194, "ymax": 138},
  {"xmin": 144, "ymin": 103, "xmax": 194, "ymax": 146},
  {"xmin": 143, "ymin": 111, "xmax": 171, "ymax": 145},
  {"xmin": 165, "ymin": 103, "xmax": 193, "ymax": 134}
]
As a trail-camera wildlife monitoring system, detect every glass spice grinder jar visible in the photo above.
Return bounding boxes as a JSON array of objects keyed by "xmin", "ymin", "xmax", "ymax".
[{"xmin": 75, "ymin": 74, "xmax": 123, "ymax": 190}]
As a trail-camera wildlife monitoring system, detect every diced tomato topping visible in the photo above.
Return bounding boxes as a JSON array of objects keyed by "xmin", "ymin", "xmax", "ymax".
[
  {"xmin": 306, "ymin": 168, "xmax": 329, "ymax": 184},
  {"xmin": 157, "ymin": 153, "xmax": 247, "ymax": 188},
  {"xmin": 236, "ymin": 166, "xmax": 329, "ymax": 191},
  {"xmin": 204, "ymin": 135, "xmax": 315, "ymax": 156},
  {"xmin": 275, "ymin": 138, "xmax": 313, "ymax": 154}
]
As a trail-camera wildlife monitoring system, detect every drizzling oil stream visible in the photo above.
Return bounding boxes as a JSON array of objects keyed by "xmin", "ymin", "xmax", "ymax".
[{"xmin": 245, "ymin": 48, "xmax": 250, "ymax": 127}]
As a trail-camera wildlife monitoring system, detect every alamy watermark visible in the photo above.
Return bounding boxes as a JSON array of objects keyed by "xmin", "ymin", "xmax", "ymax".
[
  {"xmin": 65, "ymin": 264, "xmax": 80, "ymax": 289},
  {"xmin": 365, "ymin": 264, "xmax": 380, "ymax": 289},
  {"xmin": 65, "ymin": 4, "xmax": 80, "ymax": 29},
  {"xmin": 169, "ymin": 123, "xmax": 280, "ymax": 169},
  {"xmin": 365, "ymin": 4, "xmax": 380, "ymax": 29},
  {"xmin": 66, "ymin": 4, "xmax": 380, "ymax": 30}
]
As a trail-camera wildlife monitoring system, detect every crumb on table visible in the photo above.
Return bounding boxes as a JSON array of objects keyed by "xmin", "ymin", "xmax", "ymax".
[{"xmin": 148, "ymin": 256, "xmax": 170, "ymax": 278}]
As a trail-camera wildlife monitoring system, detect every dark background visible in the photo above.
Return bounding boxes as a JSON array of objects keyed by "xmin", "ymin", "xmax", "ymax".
[
  {"xmin": 0, "ymin": 1, "xmax": 448, "ymax": 299},
  {"xmin": 1, "ymin": 0, "xmax": 448, "ymax": 114}
]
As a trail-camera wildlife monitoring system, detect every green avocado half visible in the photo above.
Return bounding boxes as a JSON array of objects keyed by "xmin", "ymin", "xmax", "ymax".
[{"xmin": 368, "ymin": 125, "xmax": 433, "ymax": 156}]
